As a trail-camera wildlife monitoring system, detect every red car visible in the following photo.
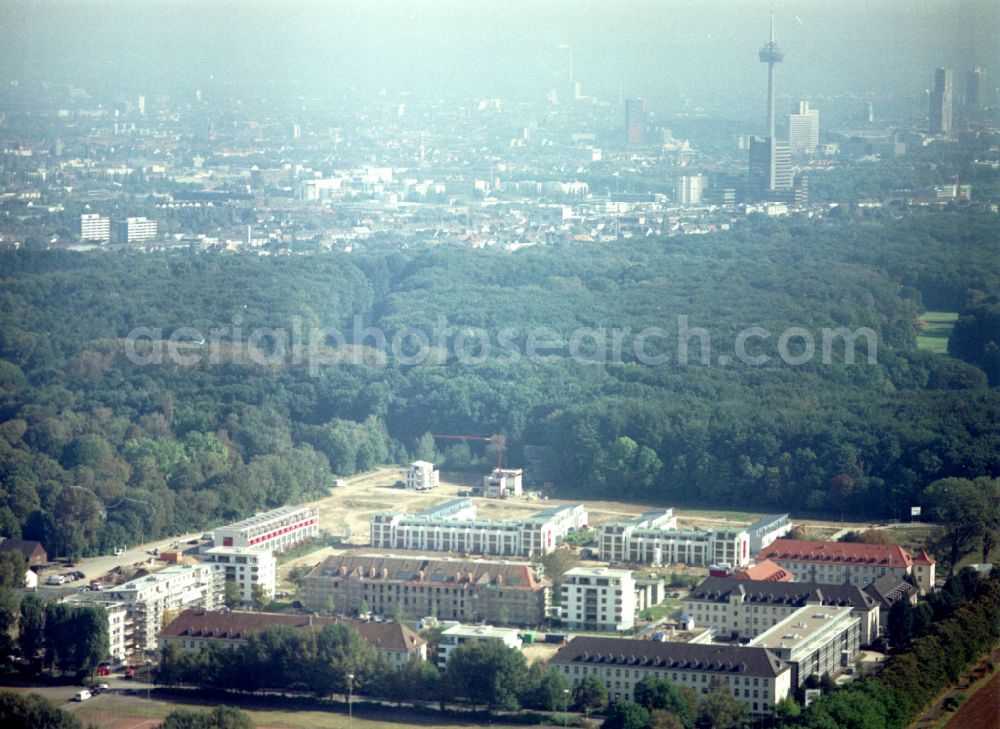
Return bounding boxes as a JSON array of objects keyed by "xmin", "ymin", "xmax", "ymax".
[
  {"xmin": 96, "ymin": 666, "xmax": 111, "ymax": 676},
  {"xmin": 123, "ymin": 667, "xmax": 136, "ymax": 680}
]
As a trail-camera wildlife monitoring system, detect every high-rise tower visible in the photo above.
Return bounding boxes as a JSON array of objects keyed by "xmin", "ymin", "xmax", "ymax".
[
  {"xmin": 929, "ymin": 67, "xmax": 953, "ymax": 135},
  {"xmin": 751, "ymin": 9, "xmax": 791, "ymax": 196}
]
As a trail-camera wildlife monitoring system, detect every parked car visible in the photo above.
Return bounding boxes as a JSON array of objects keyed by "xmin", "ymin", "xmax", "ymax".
[
  {"xmin": 46, "ymin": 574, "xmax": 66, "ymax": 585},
  {"xmin": 201, "ymin": 533, "xmax": 213, "ymax": 540},
  {"xmin": 123, "ymin": 667, "xmax": 136, "ymax": 680},
  {"xmin": 89, "ymin": 580, "xmax": 103, "ymax": 591},
  {"xmin": 73, "ymin": 690, "xmax": 92, "ymax": 702},
  {"xmin": 96, "ymin": 666, "xmax": 111, "ymax": 677},
  {"xmin": 91, "ymin": 683, "xmax": 109, "ymax": 694},
  {"xmin": 71, "ymin": 571, "xmax": 85, "ymax": 580},
  {"xmin": 114, "ymin": 547, "xmax": 126, "ymax": 557}
]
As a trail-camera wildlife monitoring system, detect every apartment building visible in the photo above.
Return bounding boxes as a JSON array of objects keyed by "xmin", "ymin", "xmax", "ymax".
[
  {"xmin": 560, "ymin": 567, "xmax": 636, "ymax": 631},
  {"xmin": 436, "ymin": 624, "xmax": 522, "ymax": 669},
  {"xmin": 748, "ymin": 605, "xmax": 861, "ymax": 687},
  {"xmin": 300, "ymin": 553, "xmax": 550, "ymax": 626},
  {"xmin": 371, "ymin": 499, "xmax": 587, "ymax": 557},
  {"xmin": 115, "ymin": 216, "xmax": 158, "ymax": 243},
  {"xmin": 745, "ymin": 515, "xmax": 792, "ymax": 554},
  {"xmin": 551, "ymin": 637, "xmax": 792, "ymax": 715},
  {"xmin": 683, "ymin": 577, "xmax": 879, "ymax": 645},
  {"xmin": 756, "ymin": 539, "xmax": 935, "ymax": 593},
  {"xmin": 201, "ymin": 546, "xmax": 276, "ymax": 603},
  {"xmin": 63, "ymin": 597, "xmax": 130, "ymax": 665},
  {"xmin": 160, "ymin": 609, "xmax": 426, "ymax": 668},
  {"xmin": 406, "ymin": 460, "xmax": 439, "ymax": 490},
  {"xmin": 102, "ymin": 563, "xmax": 223, "ymax": 653},
  {"xmin": 79, "ymin": 213, "xmax": 110, "ymax": 243},
  {"xmin": 212, "ymin": 504, "xmax": 319, "ymax": 554},
  {"xmin": 601, "ymin": 514, "xmax": 750, "ymax": 569},
  {"xmin": 484, "ymin": 468, "xmax": 523, "ymax": 498},
  {"xmin": 863, "ymin": 573, "xmax": 918, "ymax": 633}
]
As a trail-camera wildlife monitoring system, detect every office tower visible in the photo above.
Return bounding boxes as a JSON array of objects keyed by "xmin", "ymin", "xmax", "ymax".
[
  {"xmin": 80, "ymin": 213, "xmax": 110, "ymax": 243},
  {"xmin": 966, "ymin": 67, "xmax": 983, "ymax": 108},
  {"xmin": 865, "ymin": 101, "xmax": 874, "ymax": 124},
  {"xmin": 137, "ymin": 95, "xmax": 146, "ymax": 116},
  {"xmin": 624, "ymin": 98, "xmax": 649, "ymax": 145},
  {"xmin": 929, "ymin": 67, "xmax": 953, "ymax": 134},
  {"xmin": 675, "ymin": 174, "xmax": 707, "ymax": 206},
  {"xmin": 789, "ymin": 101, "xmax": 819, "ymax": 153}
]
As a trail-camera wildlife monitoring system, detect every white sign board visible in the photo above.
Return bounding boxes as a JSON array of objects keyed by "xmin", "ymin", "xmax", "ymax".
[{"xmin": 911, "ymin": 506, "xmax": 922, "ymax": 517}]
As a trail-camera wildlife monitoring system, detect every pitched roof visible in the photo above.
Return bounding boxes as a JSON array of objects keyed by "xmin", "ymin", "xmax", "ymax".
[
  {"xmin": 550, "ymin": 636, "xmax": 788, "ymax": 678},
  {"xmin": 734, "ymin": 559, "xmax": 793, "ymax": 582},
  {"xmin": 0, "ymin": 539, "xmax": 46, "ymax": 560},
  {"xmin": 307, "ymin": 553, "xmax": 547, "ymax": 591},
  {"xmin": 687, "ymin": 577, "xmax": 877, "ymax": 610},
  {"xmin": 757, "ymin": 539, "xmax": 913, "ymax": 568},
  {"xmin": 863, "ymin": 573, "xmax": 918, "ymax": 607},
  {"xmin": 161, "ymin": 609, "xmax": 425, "ymax": 653},
  {"xmin": 913, "ymin": 549, "xmax": 936, "ymax": 565}
]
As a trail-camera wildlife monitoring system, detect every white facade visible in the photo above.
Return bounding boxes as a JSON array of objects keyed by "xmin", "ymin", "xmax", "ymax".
[
  {"xmin": 676, "ymin": 174, "xmax": 707, "ymax": 206},
  {"xmin": 116, "ymin": 216, "xmax": 158, "ymax": 243},
  {"xmin": 202, "ymin": 546, "xmax": 276, "ymax": 603},
  {"xmin": 437, "ymin": 624, "xmax": 522, "ymax": 669},
  {"xmin": 371, "ymin": 500, "xmax": 587, "ymax": 557},
  {"xmin": 80, "ymin": 213, "xmax": 110, "ymax": 242},
  {"xmin": 213, "ymin": 504, "xmax": 319, "ymax": 553},
  {"xmin": 484, "ymin": 468, "xmax": 523, "ymax": 498},
  {"xmin": 601, "ymin": 518, "xmax": 750, "ymax": 569},
  {"xmin": 561, "ymin": 567, "xmax": 636, "ymax": 631},
  {"xmin": 788, "ymin": 101, "xmax": 820, "ymax": 153},
  {"xmin": 406, "ymin": 461, "xmax": 440, "ymax": 490},
  {"xmin": 101, "ymin": 563, "xmax": 223, "ymax": 653}
]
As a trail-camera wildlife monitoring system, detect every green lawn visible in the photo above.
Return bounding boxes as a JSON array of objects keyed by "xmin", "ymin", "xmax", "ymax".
[{"xmin": 916, "ymin": 311, "xmax": 958, "ymax": 353}]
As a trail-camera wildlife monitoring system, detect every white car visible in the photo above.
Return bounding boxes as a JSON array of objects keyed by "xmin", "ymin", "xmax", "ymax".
[
  {"xmin": 114, "ymin": 547, "xmax": 126, "ymax": 557},
  {"xmin": 73, "ymin": 689, "xmax": 92, "ymax": 702},
  {"xmin": 46, "ymin": 574, "xmax": 66, "ymax": 585}
]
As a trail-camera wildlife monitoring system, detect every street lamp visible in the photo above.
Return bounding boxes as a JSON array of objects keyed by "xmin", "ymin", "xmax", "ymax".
[{"xmin": 347, "ymin": 672, "xmax": 354, "ymax": 729}]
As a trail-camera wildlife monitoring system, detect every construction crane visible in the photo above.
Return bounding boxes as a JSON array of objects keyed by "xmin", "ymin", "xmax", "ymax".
[{"xmin": 430, "ymin": 433, "xmax": 507, "ymax": 469}]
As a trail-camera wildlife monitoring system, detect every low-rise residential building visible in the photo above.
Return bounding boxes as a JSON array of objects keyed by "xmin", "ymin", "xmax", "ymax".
[
  {"xmin": 371, "ymin": 499, "xmax": 587, "ymax": 557},
  {"xmin": 300, "ymin": 553, "xmax": 550, "ymax": 626},
  {"xmin": 684, "ymin": 577, "xmax": 879, "ymax": 646},
  {"xmin": 550, "ymin": 636, "xmax": 792, "ymax": 715},
  {"xmin": 756, "ymin": 539, "xmax": 935, "ymax": 593},
  {"xmin": 100, "ymin": 563, "xmax": 223, "ymax": 653},
  {"xmin": 745, "ymin": 515, "xmax": 793, "ymax": 554},
  {"xmin": 436, "ymin": 624, "xmax": 522, "ymax": 669},
  {"xmin": 160, "ymin": 609, "xmax": 427, "ymax": 668},
  {"xmin": 484, "ymin": 468, "xmax": 523, "ymax": 498},
  {"xmin": 863, "ymin": 573, "xmax": 919, "ymax": 633},
  {"xmin": 560, "ymin": 567, "xmax": 636, "ymax": 631},
  {"xmin": 406, "ymin": 460, "xmax": 439, "ymax": 490},
  {"xmin": 201, "ymin": 546, "xmax": 276, "ymax": 603},
  {"xmin": 601, "ymin": 518, "xmax": 751, "ymax": 569},
  {"xmin": 212, "ymin": 504, "xmax": 319, "ymax": 554},
  {"xmin": 600, "ymin": 510, "xmax": 677, "ymax": 562},
  {"xmin": 748, "ymin": 605, "xmax": 861, "ymax": 687},
  {"xmin": 0, "ymin": 538, "xmax": 48, "ymax": 566}
]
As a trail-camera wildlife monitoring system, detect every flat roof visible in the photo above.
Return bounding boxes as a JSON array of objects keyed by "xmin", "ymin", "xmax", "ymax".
[
  {"xmin": 565, "ymin": 566, "xmax": 634, "ymax": 579},
  {"xmin": 442, "ymin": 624, "xmax": 522, "ymax": 639},
  {"xmin": 217, "ymin": 504, "xmax": 316, "ymax": 532},
  {"xmin": 748, "ymin": 605, "xmax": 856, "ymax": 651}
]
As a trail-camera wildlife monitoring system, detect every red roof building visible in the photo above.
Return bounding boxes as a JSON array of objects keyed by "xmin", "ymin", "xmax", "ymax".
[
  {"xmin": 756, "ymin": 539, "xmax": 935, "ymax": 593},
  {"xmin": 734, "ymin": 559, "xmax": 794, "ymax": 582}
]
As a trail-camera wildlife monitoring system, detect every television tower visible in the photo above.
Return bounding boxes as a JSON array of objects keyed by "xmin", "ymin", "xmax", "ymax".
[{"xmin": 758, "ymin": 9, "xmax": 784, "ymax": 141}]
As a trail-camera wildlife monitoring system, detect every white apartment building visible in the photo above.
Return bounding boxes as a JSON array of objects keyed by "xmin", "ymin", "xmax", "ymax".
[
  {"xmin": 116, "ymin": 216, "xmax": 158, "ymax": 243},
  {"xmin": 371, "ymin": 499, "xmax": 587, "ymax": 557},
  {"xmin": 201, "ymin": 546, "xmax": 276, "ymax": 603},
  {"xmin": 406, "ymin": 461, "xmax": 440, "ymax": 490},
  {"xmin": 552, "ymin": 637, "xmax": 792, "ymax": 715},
  {"xmin": 484, "ymin": 468, "xmax": 523, "ymax": 498},
  {"xmin": 746, "ymin": 514, "xmax": 793, "ymax": 555},
  {"xmin": 213, "ymin": 504, "xmax": 319, "ymax": 553},
  {"xmin": 102, "ymin": 563, "xmax": 223, "ymax": 653},
  {"xmin": 684, "ymin": 577, "xmax": 880, "ymax": 647},
  {"xmin": 64, "ymin": 597, "xmax": 130, "ymax": 664},
  {"xmin": 675, "ymin": 174, "xmax": 707, "ymax": 206},
  {"xmin": 601, "ymin": 514, "xmax": 750, "ymax": 569},
  {"xmin": 561, "ymin": 567, "xmax": 636, "ymax": 631},
  {"xmin": 436, "ymin": 624, "xmax": 522, "ymax": 669},
  {"xmin": 748, "ymin": 605, "xmax": 861, "ymax": 687},
  {"xmin": 79, "ymin": 213, "xmax": 110, "ymax": 243},
  {"xmin": 788, "ymin": 101, "xmax": 820, "ymax": 153}
]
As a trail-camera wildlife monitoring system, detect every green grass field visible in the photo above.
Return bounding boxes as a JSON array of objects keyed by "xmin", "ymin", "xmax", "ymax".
[{"xmin": 916, "ymin": 311, "xmax": 958, "ymax": 353}]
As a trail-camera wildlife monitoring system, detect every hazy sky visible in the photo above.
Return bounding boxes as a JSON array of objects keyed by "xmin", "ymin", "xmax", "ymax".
[{"xmin": 3, "ymin": 0, "xmax": 997, "ymax": 107}]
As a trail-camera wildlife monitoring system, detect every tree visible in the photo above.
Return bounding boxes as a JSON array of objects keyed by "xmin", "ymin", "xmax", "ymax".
[
  {"xmin": 251, "ymin": 584, "xmax": 271, "ymax": 609},
  {"xmin": 698, "ymin": 688, "xmax": 747, "ymax": 729},
  {"xmin": 0, "ymin": 552, "xmax": 26, "ymax": 588},
  {"xmin": 649, "ymin": 710, "xmax": 686, "ymax": 729},
  {"xmin": 160, "ymin": 705, "xmax": 255, "ymax": 729},
  {"xmin": 223, "ymin": 581, "xmax": 242, "ymax": 608},
  {"xmin": 634, "ymin": 676, "xmax": 695, "ymax": 728},
  {"xmin": 0, "ymin": 690, "xmax": 85, "ymax": 729},
  {"xmin": 977, "ymin": 477, "xmax": 1000, "ymax": 562},
  {"xmin": 444, "ymin": 639, "xmax": 528, "ymax": 712},
  {"xmin": 924, "ymin": 478, "xmax": 986, "ymax": 571},
  {"xmin": 573, "ymin": 673, "xmax": 609, "ymax": 715},
  {"xmin": 0, "ymin": 589, "xmax": 18, "ymax": 663},
  {"xmin": 18, "ymin": 593, "xmax": 44, "ymax": 666},
  {"xmin": 601, "ymin": 701, "xmax": 650, "ymax": 729},
  {"xmin": 42, "ymin": 604, "xmax": 108, "ymax": 676}
]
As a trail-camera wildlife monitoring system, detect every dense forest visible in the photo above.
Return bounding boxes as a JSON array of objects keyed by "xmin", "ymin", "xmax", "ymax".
[{"xmin": 0, "ymin": 206, "xmax": 997, "ymax": 557}]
